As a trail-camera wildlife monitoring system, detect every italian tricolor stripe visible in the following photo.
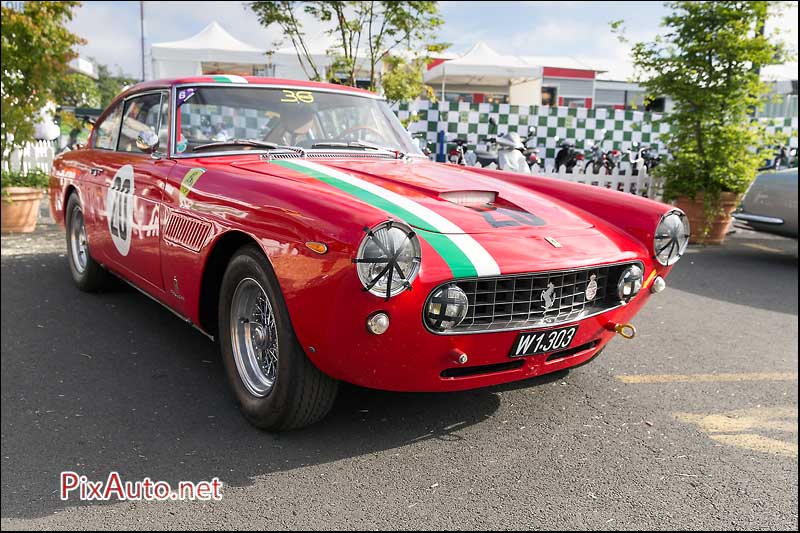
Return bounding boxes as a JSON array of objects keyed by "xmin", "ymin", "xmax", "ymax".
[
  {"xmin": 273, "ymin": 159, "xmax": 500, "ymax": 278},
  {"xmin": 211, "ymin": 75, "xmax": 248, "ymax": 84}
]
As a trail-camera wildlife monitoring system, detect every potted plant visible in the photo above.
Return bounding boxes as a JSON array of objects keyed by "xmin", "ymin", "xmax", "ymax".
[
  {"xmin": 1, "ymin": 168, "xmax": 49, "ymax": 233},
  {"xmin": 619, "ymin": 1, "xmax": 788, "ymax": 244},
  {"xmin": 659, "ymin": 129, "xmax": 771, "ymax": 245}
]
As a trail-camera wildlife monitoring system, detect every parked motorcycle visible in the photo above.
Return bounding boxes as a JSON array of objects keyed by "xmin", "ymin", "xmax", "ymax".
[
  {"xmin": 759, "ymin": 144, "xmax": 798, "ymax": 171},
  {"xmin": 448, "ymin": 138, "xmax": 469, "ymax": 165},
  {"xmin": 642, "ymin": 146, "xmax": 661, "ymax": 172},
  {"xmin": 475, "ymin": 136, "xmax": 500, "ymax": 167},
  {"xmin": 554, "ymin": 137, "xmax": 582, "ymax": 173},
  {"xmin": 411, "ymin": 133, "xmax": 433, "ymax": 159},
  {"xmin": 521, "ymin": 127, "xmax": 543, "ymax": 172},
  {"xmin": 626, "ymin": 142, "xmax": 661, "ymax": 175},
  {"xmin": 583, "ymin": 129, "xmax": 609, "ymax": 175},
  {"xmin": 496, "ymin": 132, "xmax": 531, "ymax": 175}
]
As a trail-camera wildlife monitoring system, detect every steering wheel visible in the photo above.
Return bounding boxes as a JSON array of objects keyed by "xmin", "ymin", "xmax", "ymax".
[{"xmin": 338, "ymin": 125, "xmax": 388, "ymax": 144}]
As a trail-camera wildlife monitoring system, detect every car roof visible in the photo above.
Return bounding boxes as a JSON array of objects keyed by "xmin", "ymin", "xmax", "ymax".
[{"xmin": 118, "ymin": 76, "xmax": 380, "ymax": 99}]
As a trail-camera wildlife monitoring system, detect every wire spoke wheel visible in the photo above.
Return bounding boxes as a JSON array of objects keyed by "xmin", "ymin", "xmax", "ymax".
[
  {"xmin": 230, "ymin": 277, "xmax": 279, "ymax": 397},
  {"xmin": 69, "ymin": 206, "xmax": 89, "ymax": 274}
]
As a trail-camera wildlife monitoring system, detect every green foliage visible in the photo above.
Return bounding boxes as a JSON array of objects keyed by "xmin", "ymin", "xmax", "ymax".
[
  {"xmin": 1, "ymin": 1, "xmax": 84, "ymax": 163},
  {"xmin": 381, "ymin": 55, "xmax": 437, "ymax": 104},
  {"xmin": 250, "ymin": 1, "xmax": 446, "ymax": 97},
  {"xmin": 53, "ymin": 72, "xmax": 101, "ymax": 108},
  {"xmin": 1, "ymin": 168, "xmax": 50, "ymax": 190},
  {"xmin": 625, "ymin": 1, "xmax": 790, "ymax": 220},
  {"xmin": 250, "ymin": 1, "xmax": 324, "ymax": 81},
  {"xmin": 95, "ymin": 62, "xmax": 138, "ymax": 108}
]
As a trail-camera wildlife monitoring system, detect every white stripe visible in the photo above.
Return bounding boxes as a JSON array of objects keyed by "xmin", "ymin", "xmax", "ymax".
[
  {"xmin": 292, "ymin": 159, "xmax": 501, "ymax": 276},
  {"xmin": 222, "ymin": 75, "xmax": 248, "ymax": 84}
]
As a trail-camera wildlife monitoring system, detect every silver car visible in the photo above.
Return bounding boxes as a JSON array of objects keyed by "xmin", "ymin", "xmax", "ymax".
[{"xmin": 733, "ymin": 169, "xmax": 798, "ymax": 238}]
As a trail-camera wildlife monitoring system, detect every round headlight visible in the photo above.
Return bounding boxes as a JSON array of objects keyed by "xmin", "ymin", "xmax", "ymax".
[
  {"xmin": 425, "ymin": 284, "xmax": 469, "ymax": 331},
  {"xmin": 355, "ymin": 220, "xmax": 421, "ymax": 299},
  {"xmin": 617, "ymin": 264, "xmax": 644, "ymax": 301},
  {"xmin": 654, "ymin": 210, "xmax": 690, "ymax": 266}
]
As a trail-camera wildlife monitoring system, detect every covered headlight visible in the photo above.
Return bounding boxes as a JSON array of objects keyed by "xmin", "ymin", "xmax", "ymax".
[
  {"xmin": 654, "ymin": 210, "xmax": 690, "ymax": 266},
  {"xmin": 617, "ymin": 264, "xmax": 644, "ymax": 301},
  {"xmin": 355, "ymin": 220, "xmax": 421, "ymax": 299},
  {"xmin": 425, "ymin": 284, "xmax": 469, "ymax": 331}
]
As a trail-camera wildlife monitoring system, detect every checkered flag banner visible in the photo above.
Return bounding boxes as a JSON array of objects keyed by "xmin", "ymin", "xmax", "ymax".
[{"xmin": 393, "ymin": 100, "xmax": 798, "ymax": 169}]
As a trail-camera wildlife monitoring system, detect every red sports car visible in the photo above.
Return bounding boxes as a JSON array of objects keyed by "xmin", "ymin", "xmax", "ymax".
[{"xmin": 50, "ymin": 77, "xmax": 689, "ymax": 430}]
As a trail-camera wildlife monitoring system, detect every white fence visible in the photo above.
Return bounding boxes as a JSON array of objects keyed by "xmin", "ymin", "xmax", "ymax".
[
  {"xmin": 534, "ymin": 165, "xmax": 662, "ymax": 200},
  {"xmin": 1, "ymin": 141, "xmax": 56, "ymax": 174}
]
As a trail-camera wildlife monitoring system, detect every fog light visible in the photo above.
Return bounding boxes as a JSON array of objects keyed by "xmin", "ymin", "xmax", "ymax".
[
  {"xmin": 366, "ymin": 312, "xmax": 390, "ymax": 335},
  {"xmin": 651, "ymin": 276, "xmax": 666, "ymax": 294},
  {"xmin": 425, "ymin": 284, "xmax": 469, "ymax": 332},
  {"xmin": 617, "ymin": 264, "xmax": 644, "ymax": 302}
]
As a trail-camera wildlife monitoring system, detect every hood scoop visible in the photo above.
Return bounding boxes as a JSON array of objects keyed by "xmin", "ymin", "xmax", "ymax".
[{"xmin": 439, "ymin": 190, "xmax": 497, "ymax": 207}]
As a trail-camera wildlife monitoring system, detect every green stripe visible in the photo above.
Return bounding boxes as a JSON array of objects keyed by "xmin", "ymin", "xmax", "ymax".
[
  {"xmin": 414, "ymin": 229, "xmax": 478, "ymax": 278},
  {"xmin": 274, "ymin": 160, "xmax": 478, "ymax": 278},
  {"xmin": 211, "ymin": 76, "xmax": 232, "ymax": 83}
]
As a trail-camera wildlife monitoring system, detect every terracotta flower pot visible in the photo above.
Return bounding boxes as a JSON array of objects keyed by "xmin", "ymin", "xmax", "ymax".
[
  {"xmin": 1, "ymin": 187, "xmax": 44, "ymax": 233},
  {"xmin": 674, "ymin": 192, "xmax": 740, "ymax": 245}
]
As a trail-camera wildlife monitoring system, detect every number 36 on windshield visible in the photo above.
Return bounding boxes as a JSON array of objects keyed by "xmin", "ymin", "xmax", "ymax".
[{"xmin": 281, "ymin": 90, "xmax": 314, "ymax": 104}]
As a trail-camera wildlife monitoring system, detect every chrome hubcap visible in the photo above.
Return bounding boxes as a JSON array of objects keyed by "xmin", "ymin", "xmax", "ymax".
[
  {"xmin": 230, "ymin": 278, "xmax": 279, "ymax": 397},
  {"xmin": 70, "ymin": 207, "xmax": 88, "ymax": 274}
]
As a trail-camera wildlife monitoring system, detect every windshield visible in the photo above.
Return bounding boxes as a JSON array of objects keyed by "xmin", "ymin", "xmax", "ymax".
[{"xmin": 173, "ymin": 85, "xmax": 420, "ymax": 156}]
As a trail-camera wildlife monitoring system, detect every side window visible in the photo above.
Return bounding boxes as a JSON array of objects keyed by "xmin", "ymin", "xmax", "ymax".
[
  {"xmin": 118, "ymin": 93, "xmax": 164, "ymax": 153},
  {"xmin": 157, "ymin": 92, "xmax": 170, "ymax": 151},
  {"xmin": 94, "ymin": 103, "xmax": 123, "ymax": 150}
]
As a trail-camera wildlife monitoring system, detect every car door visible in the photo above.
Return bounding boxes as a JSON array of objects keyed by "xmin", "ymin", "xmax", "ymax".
[
  {"xmin": 93, "ymin": 90, "xmax": 175, "ymax": 292},
  {"xmin": 79, "ymin": 100, "xmax": 124, "ymax": 259}
]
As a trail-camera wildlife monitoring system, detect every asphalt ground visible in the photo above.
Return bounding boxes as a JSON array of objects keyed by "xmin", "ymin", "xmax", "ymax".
[{"xmin": 1, "ymin": 222, "xmax": 797, "ymax": 530}]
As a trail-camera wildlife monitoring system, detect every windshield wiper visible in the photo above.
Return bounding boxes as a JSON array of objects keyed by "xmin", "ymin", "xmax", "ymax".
[
  {"xmin": 192, "ymin": 139, "xmax": 302, "ymax": 153},
  {"xmin": 310, "ymin": 140, "xmax": 405, "ymax": 158}
]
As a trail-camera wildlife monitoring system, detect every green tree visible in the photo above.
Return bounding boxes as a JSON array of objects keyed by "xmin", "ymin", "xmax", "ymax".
[
  {"xmin": 53, "ymin": 73, "xmax": 101, "ymax": 108},
  {"xmin": 381, "ymin": 54, "xmax": 436, "ymax": 105},
  {"xmin": 1, "ymin": 1, "xmax": 84, "ymax": 163},
  {"xmin": 250, "ymin": 0, "xmax": 325, "ymax": 81},
  {"xmin": 94, "ymin": 62, "xmax": 138, "ymax": 108},
  {"xmin": 620, "ymin": 1, "xmax": 789, "ymax": 230},
  {"xmin": 250, "ymin": 1, "xmax": 446, "ymax": 98}
]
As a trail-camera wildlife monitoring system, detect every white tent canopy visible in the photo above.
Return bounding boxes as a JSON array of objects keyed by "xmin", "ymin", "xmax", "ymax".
[
  {"xmin": 423, "ymin": 42, "xmax": 543, "ymax": 87},
  {"xmin": 150, "ymin": 22, "xmax": 268, "ymax": 78}
]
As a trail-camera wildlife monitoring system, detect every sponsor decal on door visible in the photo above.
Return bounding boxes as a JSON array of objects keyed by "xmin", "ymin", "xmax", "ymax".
[{"xmin": 106, "ymin": 165, "xmax": 135, "ymax": 256}]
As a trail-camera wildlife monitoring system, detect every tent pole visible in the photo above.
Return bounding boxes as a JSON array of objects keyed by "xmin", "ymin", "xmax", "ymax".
[
  {"xmin": 441, "ymin": 65, "xmax": 446, "ymax": 102},
  {"xmin": 140, "ymin": 1, "xmax": 146, "ymax": 81}
]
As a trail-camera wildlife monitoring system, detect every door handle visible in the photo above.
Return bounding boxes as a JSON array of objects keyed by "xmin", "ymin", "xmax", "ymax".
[{"xmin": 90, "ymin": 167, "xmax": 104, "ymax": 176}]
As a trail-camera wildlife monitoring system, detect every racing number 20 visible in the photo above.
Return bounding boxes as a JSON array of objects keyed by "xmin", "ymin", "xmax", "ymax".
[{"xmin": 109, "ymin": 175, "xmax": 131, "ymax": 240}]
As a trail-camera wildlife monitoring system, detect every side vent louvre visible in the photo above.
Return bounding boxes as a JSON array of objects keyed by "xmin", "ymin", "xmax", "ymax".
[{"xmin": 164, "ymin": 212, "xmax": 211, "ymax": 252}]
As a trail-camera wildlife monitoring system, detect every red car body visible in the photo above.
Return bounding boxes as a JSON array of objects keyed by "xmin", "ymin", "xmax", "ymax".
[{"xmin": 51, "ymin": 77, "xmax": 679, "ymax": 393}]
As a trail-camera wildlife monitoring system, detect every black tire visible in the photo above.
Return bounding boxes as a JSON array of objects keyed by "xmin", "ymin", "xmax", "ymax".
[
  {"xmin": 65, "ymin": 193, "xmax": 113, "ymax": 292},
  {"xmin": 218, "ymin": 244, "xmax": 338, "ymax": 431}
]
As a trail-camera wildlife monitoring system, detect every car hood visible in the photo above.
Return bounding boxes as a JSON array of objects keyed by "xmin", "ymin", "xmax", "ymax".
[
  {"xmin": 234, "ymin": 157, "xmax": 595, "ymax": 236},
  {"xmin": 230, "ymin": 157, "xmax": 642, "ymax": 275}
]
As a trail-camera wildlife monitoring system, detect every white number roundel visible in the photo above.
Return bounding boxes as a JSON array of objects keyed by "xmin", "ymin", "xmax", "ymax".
[{"xmin": 106, "ymin": 164, "xmax": 135, "ymax": 256}]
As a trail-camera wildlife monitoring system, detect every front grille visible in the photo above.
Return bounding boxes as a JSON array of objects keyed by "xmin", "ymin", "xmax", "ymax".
[{"xmin": 426, "ymin": 262, "xmax": 641, "ymax": 334}]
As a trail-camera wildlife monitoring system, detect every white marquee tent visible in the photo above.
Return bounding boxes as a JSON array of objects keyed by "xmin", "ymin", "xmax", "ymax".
[
  {"xmin": 150, "ymin": 22, "xmax": 269, "ymax": 79},
  {"xmin": 423, "ymin": 41, "xmax": 543, "ymax": 98}
]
